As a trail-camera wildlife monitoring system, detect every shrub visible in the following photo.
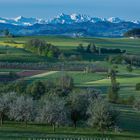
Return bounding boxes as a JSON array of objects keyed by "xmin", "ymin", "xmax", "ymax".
[
  {"xmin": 126, "ymin": 64, "xmax": 133, "ymax": 72},
  {"xmin": 134, "ymin": 100, "xmax": 140, "ymax": 111},
  {"xmin": 136, "ymin": 83, "xmax": 140, "ymax": 91}
]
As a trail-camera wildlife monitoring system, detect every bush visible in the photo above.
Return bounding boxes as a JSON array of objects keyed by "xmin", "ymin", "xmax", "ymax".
[
  {"xmin": 136, "ymin": 83, "xmax": 140, "ymax": 91},
  {"xmin": 126, "ymin": 64, "xmax": 133, "ymax": 72},
  {"xmin": 9, "ymin": 71, "xmax": 19, "ymax": 79},
  {"xmin": 117, "ymin": 96, "xmax": 135, "ymax": 105},
  {"xmin": 26, "ymin": 81, "xmax": 46, "ymax": 100},
  {"xmin": 134, "ymin": 100, "xmax": 140, "ymax": 111}
]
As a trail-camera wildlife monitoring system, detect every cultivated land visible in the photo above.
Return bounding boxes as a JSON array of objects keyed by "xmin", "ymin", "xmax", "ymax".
[{"xmin": 0, "ymin": 36, "xmax": 140, "ymax": 139}]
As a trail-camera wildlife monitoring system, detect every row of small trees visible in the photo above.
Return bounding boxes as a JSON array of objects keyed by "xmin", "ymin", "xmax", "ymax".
[
  {"xmin": 77, "ymin": 43, "xmax": 125, "ymax": 55},
  {"xmin": 0, "ymin": 62, "xmax": 108, "ymax": 72},
  {"xmin": 108, "ymin": 54, "xmax": 140, "ymax": 67},
  {"xmin": 0, "ymin": 74, "xmax": 74, "ymax": 99}
]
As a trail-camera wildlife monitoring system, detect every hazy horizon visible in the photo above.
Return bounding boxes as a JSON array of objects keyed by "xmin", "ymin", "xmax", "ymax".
[{"xmin": 0, "ymin": 0, "xmax": 139, "ymax": 20}]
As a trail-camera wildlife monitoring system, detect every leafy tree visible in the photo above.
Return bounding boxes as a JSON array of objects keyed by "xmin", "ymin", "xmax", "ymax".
[
  {"xmin": 55, "ymin": 74, "xmax": 74, "ymax": 96},
  {"xmin": 58, "ymin": 53, "xmax": 66, "ymax": 61},
  {"xmin": 9, "ymin": 96, "xmax": 34, "ymax": 126},
  {"xmin": 108, "ymin": 68, "xmax": 120, "ymax": 103},
  {"xmin": 86, "ymin": 43, "xmax": 97, "ymax": 53},
  {"xmin": 124, "ymin": 28, "xmax": 140, "ymax": 37},
  {"xmin": 108, "ymin": 55, "xmax": 124, "ymax": 64},
  {"xmin": 136, "ymin": 83, "xmax": 140, "ymax": 91},
  {"xmin": 126, "ymin": 64, "xmax": 133, "ymax": 72},
  {"xmin": 87, "ymin": 98, "xmax": 118, "ymax": 131},
  {"xmin": 68, "ymin": 91, "xmax": 87, "ymax": 128},
  {"xmin": 37, "ymin": 95, "xmax": 68, "ymax": 132},
  {"xmin": 108, "ymin": 87, "xmax": 119, "ymax": 103},
  {"xmin": 69, "ymin": 55, "xmax": 82, "ymax": 61},
  {"xmin": 14, "ymin": 80, "xmax": 27, "ymax": 94},
  {"xmin": 47, "ymin": 50, "xmax": 54, "ymax": 58},
  {"xmin": 89, "ymin": 42, "xmax": 97, "ymax": 53},
  {"xmin": 68, "ymin": 89, "xmax": 99, "ymax": 128},
  {"xmin": 77, "ymin": 44, "xmax": 85, "ymax": 53},
  {"xmin": 127, "ymin": 95, "xmax": 135, "ymax": 105},
  {"xmin": 26, "ymin": 81, "xmax": 46, "ymax": 100},
  {"xmin": 25, "ymin": 39, "xmax": 46, "ymax": 55},
  {"xmin": 9, "ymin": 71, "xmax": 18, "ymax": 79},
  {"xmin": 57, "ymin": 74, "xmax": 74, "ymax": 90},
  {"xmin": 24, "ymin": 39, "xmax": 60, "ymax": 58}
]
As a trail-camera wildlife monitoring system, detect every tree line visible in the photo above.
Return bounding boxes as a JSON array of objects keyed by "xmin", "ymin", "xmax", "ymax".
[
  {"xmin": 124, "ymin": 28, "xmax": 140, "ymax": 38},
  {"xmin": 77, "ymin": 43, "xmax": 126, "ymax": 55}
]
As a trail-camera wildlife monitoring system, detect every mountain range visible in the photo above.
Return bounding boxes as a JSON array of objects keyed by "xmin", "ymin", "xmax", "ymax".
[{"xmin": 0, "ymin": 13, "xmax": 140, "ymax": 37}]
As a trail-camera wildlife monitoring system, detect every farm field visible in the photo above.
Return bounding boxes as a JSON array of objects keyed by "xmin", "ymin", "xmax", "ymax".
[
  {"xmin": 0, "ymin": 36, "xmax": 140, "ymax": 140},
  {"xmin": 25, "ymin": 63, "xmax": 140, "ymax": 98},
  {"xmin": 0, "ymin": 36, "xmax": 140, "ymax": 53}
]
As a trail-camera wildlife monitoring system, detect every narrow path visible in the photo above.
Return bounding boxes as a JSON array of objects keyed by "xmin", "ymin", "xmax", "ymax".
[{"xmin": 29, "ymin": 71, "xmax": 58, "ymax": 78}]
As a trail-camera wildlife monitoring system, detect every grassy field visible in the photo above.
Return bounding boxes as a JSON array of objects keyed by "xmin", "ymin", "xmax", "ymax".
[
  {"xmin": 26, "ymin": 67, "xmax": 140, "ymax": 98},
  {"xmin": 0, "ymin": 36, "xmax": 140, "ymax": 54},
  {"xmin": 0, "ymin": 120, "xmax": 140, "ymax": 140},
  {"xmin": 0, "ymin": 36, "xmax": 139, "ymax": 63},
  {"xmin": 0, "ymin": 45, "xmax": 50, "ymax": 62}
]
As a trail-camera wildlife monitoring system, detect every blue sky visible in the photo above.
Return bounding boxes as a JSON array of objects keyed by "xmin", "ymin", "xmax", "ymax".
[{"xmin": 0, "ymin": 0, "xmax": 139, "ymax": 20}]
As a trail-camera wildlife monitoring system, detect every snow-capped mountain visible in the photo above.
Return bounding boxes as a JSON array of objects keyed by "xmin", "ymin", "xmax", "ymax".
[
  {"xmin": 14, "ymin": 16, "xmax": 44, "ymax": 26},
  {"xmin": 0, "ymin": 13, "xmax": 140, "ymax": 37},
  {"xmin": 0, "ymin": 16, "xmax": 46, "ymax": 26},
  {"xmin": 46, "ymin": 13, "xmax": 140, "ymax": 24},
  {"xmin": 0, "ymin": 14, "xmax": 139, "ymax": 26},
  {"xmin": 49, "ymin": 14, "xmax": 123, "ymax": 24},
  {"xmin": 90, "ymin": 17, "xmax": 106, "ymax": 23},
  {"xmin": 107, "ymin": 17, "xmax": 124, "ymax": 23},
  {"xmin": 48, "ymin": 13, "xmax": 91, "ymax": 24},
  {"xmin": 132, "ymin": 20, "xmax": 140, "ymax": 24}
]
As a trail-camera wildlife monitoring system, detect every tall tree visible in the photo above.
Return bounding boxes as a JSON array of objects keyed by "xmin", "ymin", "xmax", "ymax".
[
  {"xmin": 108, "ymin": 68, "xmax": 120, "ymax": 103},
  {"xmin": 86, "ymin": 42, "xmax": 97, "ymax": 53},
  {"xmin": 77, "ymin": 44, "xmax": 85, "ymax": 53}
]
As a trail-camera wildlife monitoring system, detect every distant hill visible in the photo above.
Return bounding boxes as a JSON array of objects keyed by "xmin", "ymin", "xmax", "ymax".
[{"xmin": 124, "ymin": 28, "xmax": 140, "ymax": 37}]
